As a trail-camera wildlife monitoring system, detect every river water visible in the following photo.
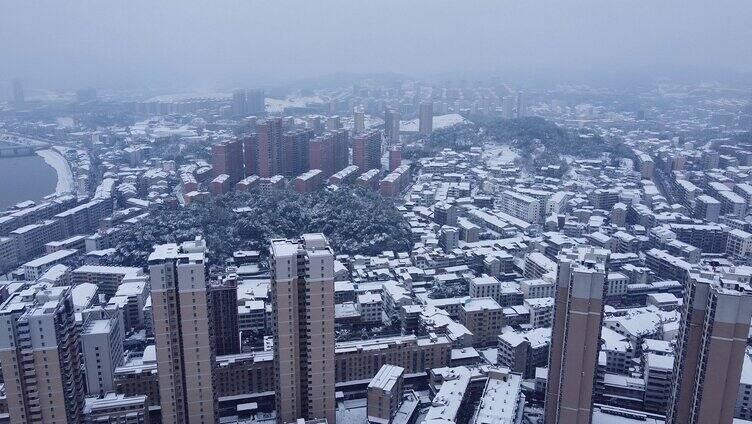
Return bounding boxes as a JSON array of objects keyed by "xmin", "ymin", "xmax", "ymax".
[{"xmin": 0, "ymin": 155, "xmax": 58, "ymax": 210}]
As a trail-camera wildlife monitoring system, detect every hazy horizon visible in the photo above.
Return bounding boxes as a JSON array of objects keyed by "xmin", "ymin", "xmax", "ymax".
[{"xmin": 2, "ymin": 1, "xmax": 752, "ymax": 92}]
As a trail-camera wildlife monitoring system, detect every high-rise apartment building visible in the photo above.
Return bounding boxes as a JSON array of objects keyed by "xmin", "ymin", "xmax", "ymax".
[
  {"xmin": 282, "ymin": 129, "xmax": 314, "ymax": 177},
  {"xmin": 212, "ymin": 139, "xmax": 244, "ymax": 185},
  {"xmin": 307, "ymin": 129, "xmax": 349, "ymax": 178},
  {"xmin": 270, "ymin": 234, "xmax": 336, "ymax": 424},
  {"xmin": 0, "ymin": 284, "xmax": 86, "ymax": 424},
  {"xmin": 149, "ymin": 238, "xmax": 217, "ymax": 424},
  {"xmin": 12, "ymin": 78, "xmax": 24, "ymax": 106},
  {"xmin": 243, "ymin": 133, "xmax": 259, "ymax": 177},
  {"xmin": 308, "ymin": 134, "xmax": 334, "ymax": 178},
  {"xmin": 209, "ymin": 275, "xmax": 240, "ymax": 356},
  {"xmin": 332, "ymin": 129, "xmax": 350, "ymax": 173},
  {"xmin": 384, "ymin": 109, "xmax": 401, "ymax": 143},
  {"xmin": 231, "ymin": 89, "xmax": 265, "ymax": 117},
  {"xmin": 232, "ymin": 89, "xmax": 247, "ymax": 118},
  {"xmin": 246, "ymin": 89, "xmax": 266, "ymax": 115},
  {"xmin": 667, "ymin": 271, "xmax": 752, "ymax": 424},
  {"xmin": 418, "ymin": 102, "xmax": 433, "ymax": 136},
  {"xmin": 353, "ymin": 129, "xmax": 382, "ymax": 171},
  {"xmin": 354, "ymin": 109, "xmax": 365, "ymax": 133},
  {"xmin": 81, "ymin": 307, "xmax": 124, "ymax": 395},
  {"xmin": 257, "ymin": 117, "xmax": 284, "ymax": 177},
  {"xmin": 516, "ymin": 91, "xmax": 527, "ymax": 117},
  {"xmin": 544, "ymin": 247, "xmax": 609, "ymax": 424},
  {"xmin": 326, "ymin": 116, "xmax": 341, "ymax": 131}
]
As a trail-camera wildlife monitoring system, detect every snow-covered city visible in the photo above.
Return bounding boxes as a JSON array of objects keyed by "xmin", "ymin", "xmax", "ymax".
[{"xmin": 1, "ymin": 2, "xmax": 752, "ymax": 424}]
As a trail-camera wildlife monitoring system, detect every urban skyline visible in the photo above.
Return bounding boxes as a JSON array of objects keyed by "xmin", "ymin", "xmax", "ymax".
[{"xmin": 2, "ymin": 3, "xmax": 752, "ymax": 424}]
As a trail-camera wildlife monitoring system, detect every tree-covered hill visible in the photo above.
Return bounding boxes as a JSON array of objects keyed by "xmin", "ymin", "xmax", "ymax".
[
  {"xmin": 107, "ymin": 187, "xmax": 413, "ymax": 267},
  {"xmin": 468, "ymin": 116, "xmax": 634, "ymax": 171}
]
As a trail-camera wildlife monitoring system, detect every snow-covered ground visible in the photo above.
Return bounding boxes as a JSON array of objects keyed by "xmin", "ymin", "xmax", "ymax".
[
  {"xmin": 337, "ymin": 114, "xmax": 385, "ymax": 131},
  {"xmin": 400, "ymin": 113, "xmax": 469, "ymax": 133},
  {"xmin": 37, "ymin": 148, "xmax": 74, "ymax": 195},
  {"xmin": 266, "ymin": 96, "xmax": 329, "ymax": 113},
  {"xmin": 432, "ymin": 113, "xmax": 471, "ymax": 129},
  {"xmin": 146, "ymin": 91, "xmax": 231, "ymax": 102},
  {"xmin": 130, "ymin": 120, "xmax": 198, "ymax": 139},
  {"xmin": 483, "ymin": 144, "xmax": 520, "ymax": 166},
  {"xmin": 56, "ymin": 117, "xmax": 75, "ymax": 129}
]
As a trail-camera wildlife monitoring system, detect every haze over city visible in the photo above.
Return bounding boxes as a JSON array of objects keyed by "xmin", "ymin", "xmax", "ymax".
[
  {"xmin": 2, "ymin": 1, "xmax": 752, "ymax": 92},
  {"xmin": 1, "ymin": 2, "xmax": 752, "ymax": 424}
]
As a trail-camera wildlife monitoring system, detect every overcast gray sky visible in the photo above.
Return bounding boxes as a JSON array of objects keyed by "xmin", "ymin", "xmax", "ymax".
[{"xmin": 2, "ymin": 1, "xmax": 752, "ymax": 90}]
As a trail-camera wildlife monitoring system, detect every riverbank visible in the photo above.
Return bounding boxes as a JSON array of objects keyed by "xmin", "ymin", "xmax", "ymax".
[{"xmin": 36, "ymin": 148, "xmax": 74, "ymax": 195}]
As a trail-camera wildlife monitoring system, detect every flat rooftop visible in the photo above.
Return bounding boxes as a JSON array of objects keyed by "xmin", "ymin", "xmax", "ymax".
[{"xmin": 368, "ymin": 364, "xmax": 405, "ymax": 392}]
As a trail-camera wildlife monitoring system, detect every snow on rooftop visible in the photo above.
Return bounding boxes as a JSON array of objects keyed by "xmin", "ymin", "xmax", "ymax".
[
  {"xmin": 368, "ymin": 364, "xmax": 404, "ymax": 391},
  {"xmin": 463, "ymin": 297, "xmax": 502, "ymax": 312},
  {"xmin": 71, "ymin": 283, "xmax": 98, "ymax": 310},
  {"xmin": 425, "ymin": 366, "xmax": 472, "ymax": 423},
  {"xmin": 601, "ymin": 326, "xmax": 631, "ymax": 352},
  {"xmin": 400, "ymin": 114, "xmax": 470, "ymax": 133},
  {"xmin": 38, "ymin": 264, "xmax": 70, "ymax": 282},
  {"xmin": 645, "ymin": 353, "xmax": 674, "ymax": 372},
  {"xmin": 73, "ymin": 265, "xmax": 142, "ymax": 276},
  {"xmin": 451, "ymin": 347, "xmax": 479, "ymax": 360},
  {"xmin": 23, "ymin": 249, "xmax": 77, "ymax": 268},
  {"xmin": 474, "ymin": 369, "xmax": 523, "ymax": 424}
]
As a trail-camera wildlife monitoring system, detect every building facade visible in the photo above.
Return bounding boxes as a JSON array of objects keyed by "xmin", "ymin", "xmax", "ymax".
[
  {"xmin": 353, "ymin": 130, "xmax": 382, "ymax": 172},
  {"xmin": 210, "ymin": 276, "xmax": 240, "ymax": 356},
  {"xmin": 271, "ymin": 234, "xmax": 336, "ymax": 424},
  {"xmin": 149, "ymin": 238, "xmax": 217, "ymax": 424},
  {"xmin": 0, "ymin": 285, "xmax": 86, "ymax": 424},
  {"xmin": 667, "ymin": 271, "xmax": 752, "ymax": 424},
  {"xmin": 544, "ymin": 248, "xmax": 608, "ymax": 424}
]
